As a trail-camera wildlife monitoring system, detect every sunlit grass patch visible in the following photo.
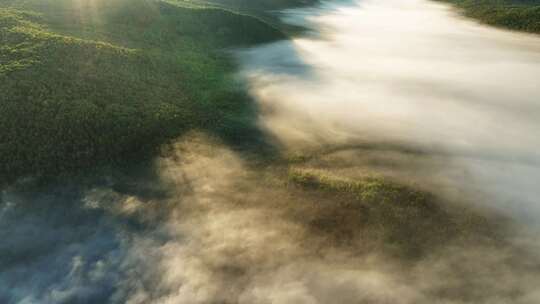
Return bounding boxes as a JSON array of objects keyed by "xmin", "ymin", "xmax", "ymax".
[{"xmin": 287, "ymin": 168, "xmax": 498, "ymax": 258}]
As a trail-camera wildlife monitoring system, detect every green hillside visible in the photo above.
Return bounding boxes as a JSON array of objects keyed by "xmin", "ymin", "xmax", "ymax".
[
  {"xmin": 0, "ymin": 0, "xmax": 285, "ymax": 184},
  {"xmin": 440, "ymin": 0, "xmax": 540, "ymax": 33}
]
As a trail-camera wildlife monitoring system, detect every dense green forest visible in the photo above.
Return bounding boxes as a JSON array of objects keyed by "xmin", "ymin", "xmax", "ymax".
[
  {"xmin": 2, "ymin": 0, "xmax": 540, "ymax": 185},
  {"xmin": 439, "ymin": 0, "xmax": 540, "ymax": 33},
  {"xmin": 0, "ymin": 0, "xmax": 289, "ymax": 185}
]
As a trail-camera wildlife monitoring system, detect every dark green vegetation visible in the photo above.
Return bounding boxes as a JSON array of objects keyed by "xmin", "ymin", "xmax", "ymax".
[
  {"xmin": 440, "ymin": 0, "xmax": 540, "ymax": 33},
  {"xmin": 0, "ymin": 0, "xmax": 287, "ymax": 184}
]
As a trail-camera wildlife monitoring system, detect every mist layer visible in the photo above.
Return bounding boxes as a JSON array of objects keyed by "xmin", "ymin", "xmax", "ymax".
[
  {"xmin": 239, "ymin": 0, "xmax": 540, "ymax": 222},
  {"xmin": 3, "ymin": 0, "xmax": 540, "ymax": 303}
]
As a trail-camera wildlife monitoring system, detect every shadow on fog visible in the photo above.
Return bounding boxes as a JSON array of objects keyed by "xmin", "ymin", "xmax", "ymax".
[
  {"xmin": 0, "ymin": 162, "xmax": 175, "ymax": 303},
  {"xmin": 0, "ymin": 184, "xmax": 128, "ymax": 303},
  {"xmin": 233, "ymin": 0, "xmax": 361, "ymax": 79}
]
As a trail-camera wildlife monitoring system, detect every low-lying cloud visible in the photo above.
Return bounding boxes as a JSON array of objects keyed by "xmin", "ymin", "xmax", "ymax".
[
  {"xmin": 238, "ymin": 0, "xmax": 540, "ymax": 221},
  {"xmin": 3, "ymin": 0, "xmax": 540, "ymax": 303},
  {"xmin": 2, "ymin": 133, "xmax": 540, "ymax": 303}
]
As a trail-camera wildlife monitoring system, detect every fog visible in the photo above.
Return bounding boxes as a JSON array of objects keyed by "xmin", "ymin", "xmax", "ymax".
[
  {"xmin": 3, "ymin": 133, "xmax": 540, "ymax": 303},
  {"xmin": 3, "ymin": 0, "xmax": 540, "ymax": 303},
  {"xmin": 239, "ymin": 0, "xmax": 540, "ymax": 222}
]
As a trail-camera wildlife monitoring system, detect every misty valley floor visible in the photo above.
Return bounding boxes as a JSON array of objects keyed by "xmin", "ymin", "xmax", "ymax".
[
  {"xmin": 2, "ymin": 133, "xmax": 539, "ymax": 303},
  {"xmin": 2, "ymin": 0, "xmax": 540, "ymax": 303}
]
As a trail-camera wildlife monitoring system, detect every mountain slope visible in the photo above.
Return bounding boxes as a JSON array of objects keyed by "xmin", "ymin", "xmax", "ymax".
[
  {"xmin": 438, "ymin": 0, "xmax": 540, "ymax": 33},
  {"xmin": 0, "ymin": 0, "xmax": 285, "ymax": 184}
]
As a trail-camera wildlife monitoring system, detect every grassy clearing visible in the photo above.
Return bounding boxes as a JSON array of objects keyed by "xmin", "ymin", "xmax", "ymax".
[
  {"xmin": 439, "ymin": 0, "xmax": 540, "ymax": 33},
  {"xmin": 287, "ymin": 168, "xmax": 498, "ymax": 258},
  {"xmin": 0, "ymin": 0, "xmax": 285, "ymax": 185}
]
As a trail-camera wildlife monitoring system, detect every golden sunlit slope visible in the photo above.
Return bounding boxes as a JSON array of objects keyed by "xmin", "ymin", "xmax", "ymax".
[{"xmin": 0, "ymin": 0, "xmax": 285, "ymax": 184}]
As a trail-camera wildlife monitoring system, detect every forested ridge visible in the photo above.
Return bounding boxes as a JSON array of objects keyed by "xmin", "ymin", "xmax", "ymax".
[
  {"xmin": 0, "ymin": 0, "xmax": 287, "ymax": 184},
  {"xmin": 438, "ymin": 0, "xmax": 540, "ymax": 33},
  {"xmin": 3, "ymin": 0, "xmax": 539, "ymax": 185}
]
